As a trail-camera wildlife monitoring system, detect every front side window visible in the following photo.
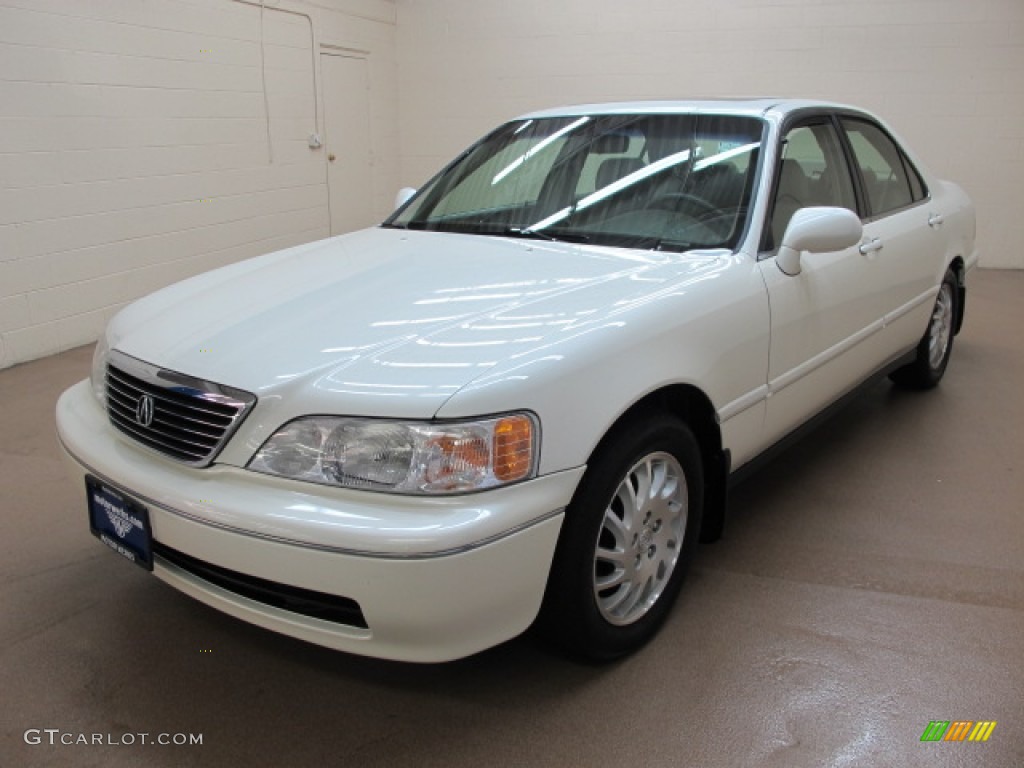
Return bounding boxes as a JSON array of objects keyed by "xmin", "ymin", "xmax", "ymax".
[
  {"xmin": 387, "ymin": 114, "xmax": 766, "ymax": 252},
  {"xmin": 841, "ymin": 118, "xmax": 925, "ymax": 217},
  {"xmin": 768, "ymin": 121, "xmax": 857, "ymax": 250}
]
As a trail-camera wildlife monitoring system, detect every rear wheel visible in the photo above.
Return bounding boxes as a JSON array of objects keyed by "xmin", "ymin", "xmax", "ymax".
[
  {"xmin": 540, "ymin": 414, "xmax": 703, "ymax": 661},
  {"xmin": 890, "ymin": 267, "xmax": 959, "ymax": 389}
]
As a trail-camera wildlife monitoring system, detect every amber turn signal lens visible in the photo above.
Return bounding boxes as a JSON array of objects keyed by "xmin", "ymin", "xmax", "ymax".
[{"xmin": 492, "ymin": 415, "xmax": 535, "ymax": 482}]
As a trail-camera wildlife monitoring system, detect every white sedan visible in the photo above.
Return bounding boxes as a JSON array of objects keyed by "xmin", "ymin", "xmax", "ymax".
[{"xmin": 56, "ymin": 100, "xmax": 977, "ymax": 662}]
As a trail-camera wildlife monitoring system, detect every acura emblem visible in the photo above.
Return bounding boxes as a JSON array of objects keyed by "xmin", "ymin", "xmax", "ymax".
[{"xmin": 136, "ymin": 394, "xmax": 155, "ymax": 428}]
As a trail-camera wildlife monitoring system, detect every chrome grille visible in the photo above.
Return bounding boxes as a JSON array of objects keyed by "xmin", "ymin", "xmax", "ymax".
[{"xmin": 105, "ymin": 350, "xmax": 256, "ymax": 466}]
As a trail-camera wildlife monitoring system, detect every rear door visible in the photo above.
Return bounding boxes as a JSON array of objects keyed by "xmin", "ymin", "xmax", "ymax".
[{"xmin": 839, "ymin": 117, "xmax": 938, "ymax": 352}]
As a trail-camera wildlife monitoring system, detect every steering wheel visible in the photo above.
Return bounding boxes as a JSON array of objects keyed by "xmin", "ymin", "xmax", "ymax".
[{"xmin": 649, "ymin": 192, "xmax": 719, "ymax": 218}]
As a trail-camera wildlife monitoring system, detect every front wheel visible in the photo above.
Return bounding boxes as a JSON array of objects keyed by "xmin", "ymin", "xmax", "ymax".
[
  {"xmin": 890, "ymin": 267, "xmax": 959, "ymax": 389},
  {"xmin": 539, "ymin": 414, "xmax": 704, "ymax": 661}
]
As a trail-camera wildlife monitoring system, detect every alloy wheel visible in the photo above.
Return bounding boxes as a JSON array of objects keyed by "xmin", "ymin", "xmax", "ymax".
[
  {"xmin": 928, "ymin": 282, "xmax": 955, "ymax": 369},
  {"xmin": 593, "ymin": 452, "xmax": 688, "ymax": 626}
]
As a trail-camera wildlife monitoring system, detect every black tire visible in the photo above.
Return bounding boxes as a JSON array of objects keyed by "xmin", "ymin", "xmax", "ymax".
[
  {"xmin": 890, "ymin": 267, "xmax": 959, "ymax": 390},
  {"xmin": 539, "ymin": 414, "xmax": 704, "ymax": 662}
]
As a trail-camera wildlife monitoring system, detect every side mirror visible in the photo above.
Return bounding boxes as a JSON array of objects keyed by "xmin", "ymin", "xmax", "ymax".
[
  {"xmin": 776, "ymin": 207, "xmax": 863, "ymax": 276},
  {"xmin": 394, "ymin": 187, "xmax": 417, "ymax": 211}
]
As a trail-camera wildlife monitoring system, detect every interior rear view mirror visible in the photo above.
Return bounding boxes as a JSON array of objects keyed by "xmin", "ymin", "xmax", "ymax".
[{"xmin": 394, "ymin": 187, "xmax": 417, "ymax": 211}]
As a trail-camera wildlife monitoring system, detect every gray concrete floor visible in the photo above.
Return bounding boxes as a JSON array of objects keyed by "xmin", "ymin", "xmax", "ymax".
[{"xmin": 2, "ymin": 270, "xmax": 1022, "ymax": 768}]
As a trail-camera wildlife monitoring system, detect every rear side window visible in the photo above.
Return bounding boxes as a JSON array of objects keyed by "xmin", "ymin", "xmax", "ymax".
[{"xmin": 841, "ymin": 118, "xmax": 926, "ymax": 217}]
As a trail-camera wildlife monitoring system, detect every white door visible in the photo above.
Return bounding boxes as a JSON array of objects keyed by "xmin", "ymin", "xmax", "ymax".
[
  {"xmin": 321, "ymin": 53, "xmax": 374, "ymax": 235},
  {"xmin": 840, "ymin": 117, "xmax": 939, "ymax": 352},
  {"xmin": 759, "ymin": 120, "xmax": 892, "ymax": 446}
]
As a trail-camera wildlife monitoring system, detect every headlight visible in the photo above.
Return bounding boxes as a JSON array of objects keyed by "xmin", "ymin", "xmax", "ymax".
[
  {"xmin": 90, "ymin": 333, "xmax": 110, "ymax": 406},
  {"xmin": 248, "ymin": 414, "xmax": 538, "ymax": 494}
]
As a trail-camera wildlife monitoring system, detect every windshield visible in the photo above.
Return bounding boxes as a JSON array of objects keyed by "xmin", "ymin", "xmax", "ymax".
[{"xmin": 386, "ymin": 113, "xmax": 765, "ymax": 252}]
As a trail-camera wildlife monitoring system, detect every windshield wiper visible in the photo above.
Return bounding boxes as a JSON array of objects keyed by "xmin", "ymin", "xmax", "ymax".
[
  {"xmin": 384, "ymin": 222, "xmax": 590, "ymax": 242},
  {"xmin": 499, "ymin": 227, "xmax": 590, "ymax": 244},
  {"xmin": 644, "ymin": 237, "xmax": 693, "ymax": 252}
]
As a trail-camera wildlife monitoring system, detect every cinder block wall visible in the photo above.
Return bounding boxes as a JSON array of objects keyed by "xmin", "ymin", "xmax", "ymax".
[
  {"xmin": 3, "ymin": 0, "xmax": 1021, "ymax": 370},
  {"xmin": 396, "ymin": 0, "xmax": 1024, "ymax": 270},
  {"xmin": 0, "ymin": 0, "xmax": 399, "ymax": 370}
]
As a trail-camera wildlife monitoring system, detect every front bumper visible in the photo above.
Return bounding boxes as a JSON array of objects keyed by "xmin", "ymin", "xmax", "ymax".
[{"xmin": 57, "ymin": 380, "xmax": 583, "ymax": 662}]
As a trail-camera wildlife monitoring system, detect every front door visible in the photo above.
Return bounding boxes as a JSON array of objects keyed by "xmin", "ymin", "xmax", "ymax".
[{"xmin": 758, "ymin": 119, "xmax": 891, "ymax": 446}]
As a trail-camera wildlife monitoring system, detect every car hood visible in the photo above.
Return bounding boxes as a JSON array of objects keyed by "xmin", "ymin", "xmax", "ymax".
[{"xmin": 111, "ymin": 227, "xmax": 725, "ymax": 420}]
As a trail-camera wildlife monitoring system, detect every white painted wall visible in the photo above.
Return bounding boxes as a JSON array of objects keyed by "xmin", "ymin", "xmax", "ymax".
[
  {"xmin": 0, "ymin": 0, "xmax": 398, "ymax": 369},
  {"xmin": 395, "ymin": 0, "xmax": 1024, "ymax": 270},
  {"xmin": 2, "ymin": 0, "xmax": 1020, "ymax": 370}
]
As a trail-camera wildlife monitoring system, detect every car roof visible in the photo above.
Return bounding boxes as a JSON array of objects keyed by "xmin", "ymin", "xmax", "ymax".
[{"xmin": 519, "ymin": 99, "xmax": 861, "ymax": 120}]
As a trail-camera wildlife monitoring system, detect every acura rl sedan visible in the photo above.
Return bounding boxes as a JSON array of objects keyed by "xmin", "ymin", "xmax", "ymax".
[{"xmin": 57, "ymin": 100, "xmax": 977, "ymax": 662}]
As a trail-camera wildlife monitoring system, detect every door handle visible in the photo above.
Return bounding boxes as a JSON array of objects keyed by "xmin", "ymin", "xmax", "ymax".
[
  {"xmin": 928, "ymin": 213, "xmax": 945, "ymax": 228},
  {"xmin": 859, "ymin": 237, "xmax": 884, "ymax": 255}
]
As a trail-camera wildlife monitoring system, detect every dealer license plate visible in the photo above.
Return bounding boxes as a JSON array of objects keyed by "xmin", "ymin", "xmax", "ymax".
[{"xmin": 86, "ymin": 476, "xmax": 153, "ymax": 571}]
